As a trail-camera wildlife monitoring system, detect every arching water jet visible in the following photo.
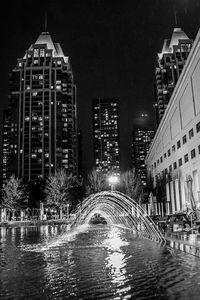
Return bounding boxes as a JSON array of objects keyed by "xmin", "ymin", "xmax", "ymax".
[{"xmin": 70, "ymin": 191, "xmax": 165, "ymax": 245}]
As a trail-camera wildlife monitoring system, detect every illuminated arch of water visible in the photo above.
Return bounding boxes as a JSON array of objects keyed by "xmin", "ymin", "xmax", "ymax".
[{"xmin": 71, "ymin": 191, "xmax": 165, "ymax": 245}]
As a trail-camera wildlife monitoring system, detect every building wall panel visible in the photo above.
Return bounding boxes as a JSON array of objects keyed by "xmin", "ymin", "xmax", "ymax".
[
  {"xmin": 170, "ymin": 107, "xmax": 181, "ymax": 139},
  {"xmin": 179, "ymin": 83, "xmax": 194, "ymax": 128},
  {"xmin": 162, "ymin": 126, "xmax": 171, "ymax": 147},
  {"xmin": 191, "ymin": 58, "xmax": 200, "ymax": 115}
]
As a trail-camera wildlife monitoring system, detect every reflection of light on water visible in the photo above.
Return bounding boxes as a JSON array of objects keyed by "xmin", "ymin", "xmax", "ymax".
[
  {"xmin": 107, "ymin": 251, "xmax": 126, "ymax": 282},
  {"xmin": 104, "ymin": 227, "xmax": 132, "ymax": 296},
  {"xmin": 41, "ymin": 224, "xmax": 89, "ymax": 251},
  {"xmin": 0, "ymin": 227, "xmax": 7, "ymax": 243},
  {"xmin": 104, "ymin": 226, "xmax": 129, "ymax": 251},
  {"xmin": 43, "ymin": 247, "xmax": 78, "ymax": 297},
  {"xmin": 21, "ymin": 224, "xmax": 90, "ymax": 252}
]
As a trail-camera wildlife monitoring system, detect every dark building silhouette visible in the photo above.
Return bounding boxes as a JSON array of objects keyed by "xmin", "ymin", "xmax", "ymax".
[
  {"xmin": 132, "ymin": 129, "xmax": 154, "ymax": 185},
  {"xmin": 92, "ymin": 98, "xmax": 120, "ymax": 175},
  {"xmin": 2, "ymin": 109, "xmax": 11, "ymax": 181},
  {"xmin": 77, "ymin": 130, "xmax": 83, "ymax": 176},
  {"xmin": 2, "ymin": 32, "xmax": 78, "ymax": 181},
  {"xmin": 154, "ymin": 27, "xmax": 193, "ymax": 126}
]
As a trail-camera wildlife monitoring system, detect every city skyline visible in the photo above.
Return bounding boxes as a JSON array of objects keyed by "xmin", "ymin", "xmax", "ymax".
[{"xmin": 1, "ymin": 0, "xmax": 200, "ymax": 174}]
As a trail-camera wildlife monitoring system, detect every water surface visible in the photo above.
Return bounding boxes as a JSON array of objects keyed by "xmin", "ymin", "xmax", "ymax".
[{"xmin": 1, "ymin": 225, "xmax": 200, "ymax": 299}]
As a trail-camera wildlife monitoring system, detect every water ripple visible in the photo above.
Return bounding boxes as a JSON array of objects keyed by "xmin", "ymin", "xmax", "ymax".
[{"xmin": 1, "ymin": 225, "xmax": 200, "ymax": 299}]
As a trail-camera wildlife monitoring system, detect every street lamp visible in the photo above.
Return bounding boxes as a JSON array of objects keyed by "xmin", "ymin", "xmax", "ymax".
[{"xmin": 108, "ymin": 175, "xmax": 119, "ymax": 191}]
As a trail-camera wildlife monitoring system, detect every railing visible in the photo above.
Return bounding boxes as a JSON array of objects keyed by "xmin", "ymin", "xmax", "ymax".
[
  {"xmin": 0, "ymin": 208, "xmax": 72, "ymax": 225},
  {"xmin": 165, "ymin": 231, "xmax": 200, "ymax": 245}
]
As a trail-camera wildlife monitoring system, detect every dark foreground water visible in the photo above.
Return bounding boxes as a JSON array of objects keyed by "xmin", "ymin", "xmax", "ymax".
[{"xmin": 1, "ymin": 225, "xmax": 200, "ymax": 300}]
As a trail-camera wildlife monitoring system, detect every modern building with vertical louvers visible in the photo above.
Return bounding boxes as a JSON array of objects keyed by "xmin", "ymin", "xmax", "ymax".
[
  {"xmin": 154, "ymin": 27, "xmax": 193, "ymax": 127},
  {"xmin": 93, "ymin": 98, "xmax": 120, "ymax": 175},
  {"xmin": 2, "ymin": 32, "xmax": 78, "ymax": 181}
]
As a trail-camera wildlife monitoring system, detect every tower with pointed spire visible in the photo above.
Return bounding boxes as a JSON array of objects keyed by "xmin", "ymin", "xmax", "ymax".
[
  {"xmin": 154, "ymin": 27, "xmax": 193, "ymax": 126},
  {"xmin": 2, "ymin": 32, "xmax": 78, "ymax": 181}
]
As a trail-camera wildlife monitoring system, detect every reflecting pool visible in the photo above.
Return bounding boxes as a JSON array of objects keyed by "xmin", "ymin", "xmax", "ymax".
[{"xmin": 1, "ymin": 225, "xmax": 200, "ymax": 299}]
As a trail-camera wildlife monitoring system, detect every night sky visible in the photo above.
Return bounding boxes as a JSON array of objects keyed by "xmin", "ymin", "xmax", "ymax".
[{"xmin": 1, "ymin": 0, "xmax": 200, "ymax": 174}]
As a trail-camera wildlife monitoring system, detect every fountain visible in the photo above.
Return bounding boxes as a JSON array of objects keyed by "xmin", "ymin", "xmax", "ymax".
[{"xmin": 70, "ymin": 191, "xmax": 166, "ymax": 245}]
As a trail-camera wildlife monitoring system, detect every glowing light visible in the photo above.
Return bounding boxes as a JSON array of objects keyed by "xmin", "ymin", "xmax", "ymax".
[{"xmin": 108, "ymin": 175, "xmax": 119, "ymax": 185}]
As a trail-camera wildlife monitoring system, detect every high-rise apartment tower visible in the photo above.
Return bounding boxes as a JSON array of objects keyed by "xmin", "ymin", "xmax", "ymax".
[
  {"xmin": 132, "ymin": 129, "xmax": 154, "ymax": 185},
  {"xmin": 154, "ymin": 27, "xmax": 192, "ymax": 126},
  {"xmin": 2, "ymin": 32, "xmax": 78, "ymax": 181},
  {"xmin": 93, "ymin": 98, "xmax": 120, "ymax": 174}
]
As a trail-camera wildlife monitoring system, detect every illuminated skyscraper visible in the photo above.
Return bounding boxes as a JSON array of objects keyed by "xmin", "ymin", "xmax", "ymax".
[
  {"xmin": 154, "ymin": 27, "xmax": 192, "ymax": 126},
  {"xmin": 132, "ymin": 129, "xmax": 154, "ymax": 185},
  {"xmin": 93, "ymin": 98, "xmax": 120, "ymax": 174},
  {"xmin": 2, "ymin": 32, "xmax": 77, "ymax": 181}
]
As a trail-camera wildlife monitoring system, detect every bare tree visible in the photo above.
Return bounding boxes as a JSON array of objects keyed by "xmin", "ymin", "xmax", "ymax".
[
  {"xmin": 86, "ymin": 169, "xmax": 107, "ymax": 195},
  {"xmin": 44, "ymin": 169, "xmax": 78, "ymax": 209},
  {"xmin": 120, "ymin": 169, "xmax": 143, "ymax": 203},
  {"xmin": 1, "ymin": 175, "xmax": 28, "ymax": 209}
]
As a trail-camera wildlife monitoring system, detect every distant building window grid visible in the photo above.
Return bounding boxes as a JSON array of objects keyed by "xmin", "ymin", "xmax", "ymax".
[{"xmin": 93, "ymin": 98, "xmax": 120, "ymax": 174}]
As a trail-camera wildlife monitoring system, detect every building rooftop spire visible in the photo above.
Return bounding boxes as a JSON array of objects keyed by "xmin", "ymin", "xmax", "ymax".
[
  {"xmin": 158, "ymin": 27, "xmax": 190, "ymax": 59},
  {"xmin": 44, "ymin": 12, "xmax": 48, "ymax": 33},
  {"xmin": 169, "ymin": 27, "xmax": 189, "ymax": 50},
  {"xmin": 173, "ymin": 2, "xmax": 178, "ymax": 27},
  {"xmin": 26, "ymin": 32, "xmax": 69, "ymax": 63}
]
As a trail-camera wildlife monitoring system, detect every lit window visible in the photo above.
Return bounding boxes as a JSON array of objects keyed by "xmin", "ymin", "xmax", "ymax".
[
  {"xmin": 40, "ymin": 49, "xmax": 45, "ymax": 57},
  {"xmin": 34, "ymin": 49, "xmax": 39, "ymax": 57}
]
